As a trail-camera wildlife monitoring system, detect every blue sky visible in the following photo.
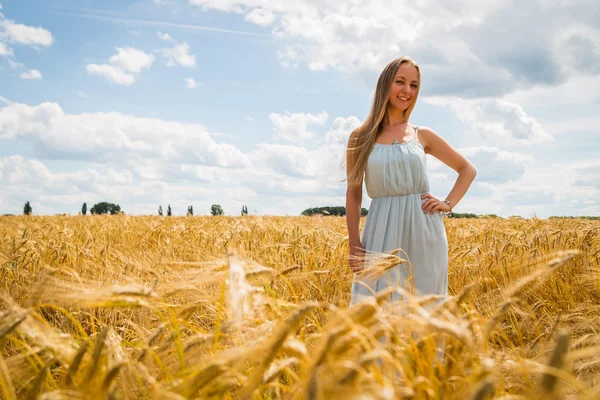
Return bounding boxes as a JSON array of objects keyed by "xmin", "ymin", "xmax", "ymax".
[{"xmin": 1, "ymin": 0, "xmax": 599, "ymax": 217}]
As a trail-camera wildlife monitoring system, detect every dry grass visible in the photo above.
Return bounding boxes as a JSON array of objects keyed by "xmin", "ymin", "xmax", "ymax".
[{"xmin": 0, "ymin": 215, "xmax": 599, "ymax": 399}]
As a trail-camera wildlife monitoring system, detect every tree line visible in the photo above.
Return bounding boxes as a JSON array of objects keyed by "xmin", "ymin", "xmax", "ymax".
[
  {"xmin": 13, "ymin": 201, "xmax": 600, "ymax": 219},
  {"xmin": 16, "ymin": 201, "xmax": 249, "ymax": 216}
]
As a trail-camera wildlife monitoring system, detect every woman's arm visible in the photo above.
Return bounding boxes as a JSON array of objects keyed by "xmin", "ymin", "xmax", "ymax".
[
  {"xmin": 419, "ymin": 127, "xmax": 477, "ymax": 214},
  {"xmin": 346, "ymin": 134, "xmax": 365, "ymax": 272},
  {"xmin": 346, "ymin": 185, "xmax": 363, "ymax": 248}
]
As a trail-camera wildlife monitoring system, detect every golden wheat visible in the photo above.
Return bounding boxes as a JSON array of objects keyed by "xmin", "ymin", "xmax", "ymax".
[{"xmin": 0, "ymin": 215, "xmax": 598, "ymax": 399}]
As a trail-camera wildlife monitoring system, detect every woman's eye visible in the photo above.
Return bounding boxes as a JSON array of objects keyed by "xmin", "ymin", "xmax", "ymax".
[{"xmin": 411, "ymin": 85, "xmax": 418, "ymax": 88}]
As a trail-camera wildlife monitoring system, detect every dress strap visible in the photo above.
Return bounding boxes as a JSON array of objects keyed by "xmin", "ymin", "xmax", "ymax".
[{"xmin": 414, "ymin": 125, "xmax": 419, "ymax": 141}]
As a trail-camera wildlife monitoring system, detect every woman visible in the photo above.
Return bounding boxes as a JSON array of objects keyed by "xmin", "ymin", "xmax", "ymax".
[{"xmin": 345, "ymin": 56, "xmax": 476, "ymax": 309}]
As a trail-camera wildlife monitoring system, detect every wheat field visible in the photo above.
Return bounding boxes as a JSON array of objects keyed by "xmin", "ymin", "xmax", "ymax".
[{"xmin": 0, "ymin": 215, "xmax": 599, "ymax": 399}]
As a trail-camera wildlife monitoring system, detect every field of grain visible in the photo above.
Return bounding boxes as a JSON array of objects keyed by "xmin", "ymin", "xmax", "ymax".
[{"xmin": 1, "ymin": 215, "xmax": 599, "ymax": 399}]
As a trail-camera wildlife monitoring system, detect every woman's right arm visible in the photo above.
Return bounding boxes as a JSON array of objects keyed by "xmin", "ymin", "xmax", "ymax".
[
  {"xmin": 346, "ymin": 134, "xmax": 365, "ymax": 272},
  {"xmin": 346, "ymin": 185, "xmax": 362, "ymax": 250}
]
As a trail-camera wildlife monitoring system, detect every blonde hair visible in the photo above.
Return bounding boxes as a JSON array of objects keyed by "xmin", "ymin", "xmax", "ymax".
[{"xmin": 345, "ymin": 57, "xmax": 421, "ymax": 188}]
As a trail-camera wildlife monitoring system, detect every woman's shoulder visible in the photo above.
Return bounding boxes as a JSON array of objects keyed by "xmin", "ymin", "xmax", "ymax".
[
  {"xmin": 414, "ymin": 125, "xmax": 444, "ymax": 151},
  {"xmin": 414, "ymin": 125, "xmax": 438, "ymax": 135},
  {"xmin": 415, "ymin": 125, "xmax": 443, "ymax": 140}
]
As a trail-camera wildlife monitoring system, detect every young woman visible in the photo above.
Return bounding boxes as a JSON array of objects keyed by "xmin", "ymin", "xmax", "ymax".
[{"xmin": 345, "ymin": 56, "xmax": 476, "ymax": 308}]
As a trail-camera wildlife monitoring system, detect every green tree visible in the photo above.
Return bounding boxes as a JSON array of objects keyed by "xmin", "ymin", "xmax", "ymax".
[
  {"xmin": 167, "ymin": 204, "xmax": 172, "ymax": 217},
  {"xmin": 447, "ymin": 213, "xmax": 478, "ymax": 219},
  {"xmin": 241, "ymin": 205, "xmax": 248, "ymax": 216},
  {"xmin": 158, "ymin": 205, "xmax": 163, "ymax": 216},
  {"xmin": 23, "ymin": 201, "xmax": 32, "ymax": 215},
  {"xmin": 187, "ymin": 205, "xmax": 194, "ymax": 216},
  {"xmin": 211, "ymin": 204, "xmax": 224, "ymax": 216},
  {"xmin": 90, "ymin": 202, "xmax": 121, "ymax": 215},
  {"xmin": 301, "ymin": 206, "xmax": 368, "ymax": 217},
  {"xmin": 81, "ymin": 202, "xmax": 87, "ymax": 216}
]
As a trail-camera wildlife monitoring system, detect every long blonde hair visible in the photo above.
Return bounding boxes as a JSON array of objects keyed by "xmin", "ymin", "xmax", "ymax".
[{"xmin": 346, "ymin": 57, "xmax": 421, "ymax": 188}]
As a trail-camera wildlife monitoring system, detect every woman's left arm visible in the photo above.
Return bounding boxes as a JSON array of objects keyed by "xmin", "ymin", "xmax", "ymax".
[{"xmin": 419, "ymin": 126, "xmax": 477, "ymax": 215}]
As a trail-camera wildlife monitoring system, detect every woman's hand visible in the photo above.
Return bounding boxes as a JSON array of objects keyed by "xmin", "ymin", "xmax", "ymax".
[
  {"xmin": 421, "ymin": 193, "xmax": 451, "ymax": 215},
  {"xmin": 348, "ymin": 244, "xmax": 365, "ymax": 273}
]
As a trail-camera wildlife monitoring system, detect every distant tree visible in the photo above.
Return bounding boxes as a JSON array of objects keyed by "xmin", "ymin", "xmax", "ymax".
[
  {"xmin": 23, "ymin": 201, "xmax": 32, "ymax": 215},
  {"xmin": 301, "ymin": 206, "xmax": 368, "ymax": 217},
  {"xmin": 81, "ymin": 202, "xmax": 87, "ymax": 216},
  {"xmin": 187, "ymin": 205, "xmax": 194, "ymax": 216},
  {"xmin": 550, "ymin": 216, "xmax": 600, "ymax": 220},
  {"xmin": 167, "ymin": 204, "xmax": 172, "ymax": 217},
  {"xmin": 90, "ymin": 202, "xmax": 121, "ymax": 215},
  {"xmin": 241, "ymin": 205, "xmax": 248, "ymax": 216},
  {"xmin": 211, "ymin": 204, "xmax": 224, "ymax": 216},
  {"xmin": 158, "ymin": 205, "xmax": 163, "ymax": 216},
  {"xmin": 447, "ymin": 213, "xmax": 478, "ymax": 219}
]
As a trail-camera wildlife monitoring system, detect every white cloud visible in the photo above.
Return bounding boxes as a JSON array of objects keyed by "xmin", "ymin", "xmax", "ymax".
[
  {"xmin": 184, "ymin": 77, "xmax": 197, "ymax": 89},
  {"xmin": 189, "ymin": 0, "xmax": 600, "ymax": 99},
  {"xmin": 86, "ymin": 47, "xmax": 154, "ymax": 85},
  {"xmin": 0, "ymin": 95, "xmax": 11, "ymax": 105},
  {"xmin": 160, "ymin": 42, "xmax": 196, "ymax": 67},
  {"xmin": 1, "ymin": 20, "xmax": 54, "ymax": 46},
  {"xmin": 325, "ymin": 116, "xmax": 360, "ymax": 145},
  {"xmin": 423, "ymin": 97, "xmax": 553, "ymax": 145},
  {"xmin": 8, "ymin": 59, "xmax": 23, "ymax": 68},
  {"xmin": 458, "ymin": 146, "xmax": 533, "ymax": 183},
  {"xmin": 269, "ymin": 111, "xmax": 328, "ymax": 143},
  {"xmin": 0, "ymin": 41, "xmax": 12, "ymax": 56},
  {"xmin": 19, "ymin": 69, "xmax": 42, "ymax": 80},
  {"xmin": 108, "ymin": 47, "xmax": 155, "ymax": 73},
  {"xmin": 157, "ymin": 31, "xmax": 174, "ymax": 41},
  {"xmin": 0, "ymin": 101, "xmax": 249, "ymax": 168},
  {"xmin": 244, "ymin": 8, "xmax": 275, "ymax": 27},
  {"xmin": 86, "ymin": 63, "xmax": 135, "ymax": 86},
  {"xmin": 0, "ymin": 100, "xmax": 363, "ymax": 215}
]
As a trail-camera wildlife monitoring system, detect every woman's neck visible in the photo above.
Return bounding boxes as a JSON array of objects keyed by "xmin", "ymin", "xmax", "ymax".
[{"xmin": 383, "ymin": 108, "xmax": 408, "ymax": 128}]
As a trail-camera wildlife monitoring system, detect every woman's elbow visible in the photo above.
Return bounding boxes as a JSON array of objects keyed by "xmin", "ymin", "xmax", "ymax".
[{"xmin": 346, "ymin": 186, "xmax": 362, "ymax": 201}]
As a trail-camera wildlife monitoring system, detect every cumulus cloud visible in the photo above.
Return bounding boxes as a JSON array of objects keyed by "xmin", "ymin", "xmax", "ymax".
[
  {"xmin": 554, "ymin": 25, "xmax": 600, "ymax": 75},
  {"xmin": 157, "ymin": 31, "xmax": 174, "ymax": 41},
  {"xmin": 0, "ymin": 99, "xmax": 365, "ymax": 214},
  {"xmin": 423, "ymin": 97, "xmax": 552, "ymax": 145},
  {"xmin": 244, "ymin": 8, "xmax": 275, "ymax": 27},
  {"xmin": 0, "ymin": 101, "xmax": 249, "ymax": 168},
  {"xmin": 8, "ymin": 59, "xmax": 22, "ymax": 68},
  {"xmin": 458, "ymin": 146, "xmax": 533, "ymax": 183},
  {"xmin": 189, "ymin": 0, "xmax": 600, "ymax": 97},
  {"xmin": 109, "ymin": 47, "xmax": 155, "ymax": 73},
  {"xmin": 86, "ymin": 47, "xmax": 154, "ymax": 85},
  {"xmin": 86, "ymin": 64, "xmax": 135, "ymax": 86},
  {"xmin": 160, "ymin": 42, "xmax": 196, "ymax": 67},
  {"xmin": 0, "ymin": 41, "xmax": 11, "ymax": 56},
  {"xmin": 19, "ymin": 69, "xmax": 42, "ymax": 80},
  {"xmin": 269, "ymin": 111, "xmax": 328, "ymax": 143},
  {"xmin": 1, "ymin": 19, "xmax": 53, "ymax": 46},
  {"xmin": 184, "ymin": 77, "xmax": 197, "ymax": 89},
  {"xmin": 0, "ymin": 8, "xmax": 53, "ymax": 75}
]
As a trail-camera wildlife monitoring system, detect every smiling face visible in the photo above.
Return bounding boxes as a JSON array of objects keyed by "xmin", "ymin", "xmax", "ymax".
[{"xmin": 388, "ymin": 63, "xmax": 420, "ymax": 112}]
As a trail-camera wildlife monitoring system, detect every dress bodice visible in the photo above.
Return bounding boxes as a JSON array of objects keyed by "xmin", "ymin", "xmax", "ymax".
[{"xmin": 365, "ymin": 139, "xmax": 430, "ymax": 198}]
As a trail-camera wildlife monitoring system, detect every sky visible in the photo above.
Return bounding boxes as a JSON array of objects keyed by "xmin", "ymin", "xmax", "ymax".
[{"xmin": 0, "ymin": 0, "xmax": 599, "ymax": 218}]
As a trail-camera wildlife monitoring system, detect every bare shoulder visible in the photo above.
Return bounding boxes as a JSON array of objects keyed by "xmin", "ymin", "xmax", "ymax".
[{"xmin": 416, "ymin": 126, "xmax": 446, "ymax": 153}]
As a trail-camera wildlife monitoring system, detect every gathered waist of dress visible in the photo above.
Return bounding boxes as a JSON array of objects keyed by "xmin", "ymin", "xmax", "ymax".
[{"xmin": 370, "ymin": 191, "xmax": 429, "ymax": 199}]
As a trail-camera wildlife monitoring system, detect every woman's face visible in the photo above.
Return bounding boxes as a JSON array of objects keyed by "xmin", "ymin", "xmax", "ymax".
[{"xmin": 388, "ymin": 64, "xmax": 419, "ymax": 112}]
